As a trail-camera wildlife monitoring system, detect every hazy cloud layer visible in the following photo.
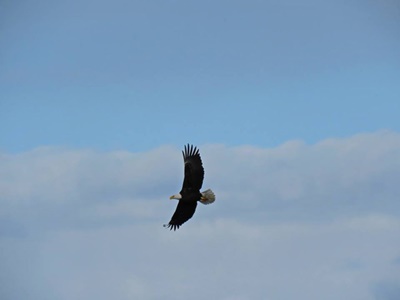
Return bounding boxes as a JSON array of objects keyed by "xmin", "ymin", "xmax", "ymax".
[{"xmin": 1, "ymin": 131, "xmax": 399, "ymax": 300}]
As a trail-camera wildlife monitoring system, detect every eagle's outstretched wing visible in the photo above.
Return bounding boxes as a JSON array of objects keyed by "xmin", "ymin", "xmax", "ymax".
[
  {"xmin": 165, "ymin": 201, "xmax": 198, "ymax": 231},
  {"xmin": 181, "ymin": 144, "xmax": 204, "ymax": 191}
]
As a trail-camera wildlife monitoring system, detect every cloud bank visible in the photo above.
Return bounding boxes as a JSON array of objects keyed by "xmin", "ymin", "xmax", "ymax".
[{"xmin": 1, "ymin": 131, "xmax": 399, "ymax": 300}]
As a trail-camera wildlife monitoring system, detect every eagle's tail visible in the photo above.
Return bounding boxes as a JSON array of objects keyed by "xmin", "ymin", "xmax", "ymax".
[{"xmin": 199, "ymin": 189, "xmax": 216, "ymax": 205}]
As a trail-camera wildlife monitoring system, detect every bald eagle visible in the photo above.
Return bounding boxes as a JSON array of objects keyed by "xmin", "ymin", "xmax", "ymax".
[{"xmin": 164, "ymin": 144, "xmax": 215, "ymax": 230}]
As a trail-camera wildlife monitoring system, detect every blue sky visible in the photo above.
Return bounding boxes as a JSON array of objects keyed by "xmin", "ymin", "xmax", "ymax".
[
  {"xmin": 1, "ymin": 1, "xmax": 400, "ymax": 300},
  {"xmin": 1, "ymin": 0, "xmax": 399, "ymax": 152}
]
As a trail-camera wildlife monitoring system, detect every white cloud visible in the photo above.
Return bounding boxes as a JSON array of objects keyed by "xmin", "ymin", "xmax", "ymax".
[{"xmin": 0, "ymin": 131, "xmax": 399, "ymax": 300}]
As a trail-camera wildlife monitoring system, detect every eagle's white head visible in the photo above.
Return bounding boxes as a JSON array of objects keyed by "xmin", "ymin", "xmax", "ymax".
[{"xmin": 169, "ymin": 193, "xmax": 182, "ymax": 200}]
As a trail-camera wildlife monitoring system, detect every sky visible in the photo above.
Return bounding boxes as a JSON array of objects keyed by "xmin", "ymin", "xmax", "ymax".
[{"xmin": 1, "ymin": 0, "xmax": 400, "ymax": 299}]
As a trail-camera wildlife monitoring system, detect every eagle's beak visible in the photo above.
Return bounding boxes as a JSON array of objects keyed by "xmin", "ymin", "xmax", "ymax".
[{"xmin": 169, "ymin": 195, "xmax": 174, "ymax": 200}]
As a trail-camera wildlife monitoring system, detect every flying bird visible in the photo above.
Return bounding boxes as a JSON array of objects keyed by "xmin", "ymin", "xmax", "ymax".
[{"xmin": 164, "ymin": 144, "xmax": 215, "ymax": 230}]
